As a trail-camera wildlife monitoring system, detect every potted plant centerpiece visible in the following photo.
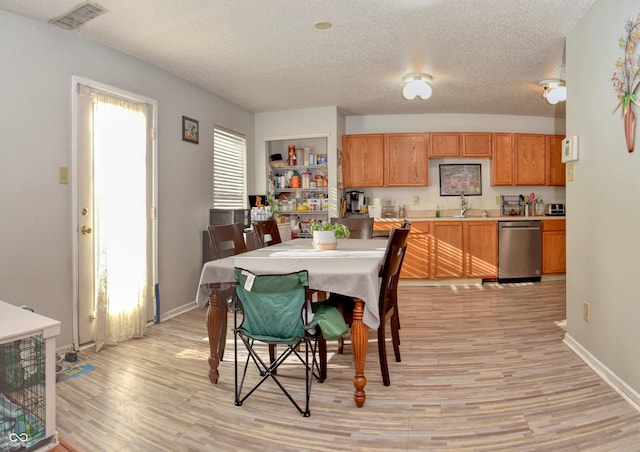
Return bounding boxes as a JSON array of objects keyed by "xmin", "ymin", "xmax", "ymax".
[{"xmin": 310, "ymin": 221, "xmax": 350, "ymax": 250}]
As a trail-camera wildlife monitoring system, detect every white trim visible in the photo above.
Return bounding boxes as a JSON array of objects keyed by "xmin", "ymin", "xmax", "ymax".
[
  {"xmin": 70, "ymin": 75, "xmax": 159, "ymax": 348},
  {"xmin": 564, "ymin": 333, "xmax": 640, "ymax": 412},
  {"xmin": 160, "ymin": 302, "xmax": 198, "ymax": 323}
]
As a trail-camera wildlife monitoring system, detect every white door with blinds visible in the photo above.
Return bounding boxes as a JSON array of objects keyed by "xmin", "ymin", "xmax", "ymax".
[
  {"xmin": 213, "ymin": 126, "xmax": 246, "ymax": 208},
  {"xmin": 73, "ymin": 77, "xmax": 158, "ymax": 350}
]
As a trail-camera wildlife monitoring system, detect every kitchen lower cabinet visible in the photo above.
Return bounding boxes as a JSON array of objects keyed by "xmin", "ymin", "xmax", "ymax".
[
  {"xmin": 542, "ymin": 219, "xmax": 566, "ymax": 274},
  {"xmin": 373, "ymin": 221, "xmax": 430, "ymax": 278},
  {"xmin": 464, "ymin": 221, "xmax": 498, "ymax": 279},
  {"xmin": 402, "ymin": 221, "xmax": 430, "ymax": 279},
  {"xmin": 431, "ymin": 221, "xmax": 464, "ymax": 278}
]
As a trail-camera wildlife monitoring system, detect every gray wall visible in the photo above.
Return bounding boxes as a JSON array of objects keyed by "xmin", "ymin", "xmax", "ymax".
[
  {"xmin": 0, "ymin": 11, "xmax": 254, "ymax": 348},
  {"xmin": 566, "ymin": 0, "xmax": 640, "ymax": 397}
]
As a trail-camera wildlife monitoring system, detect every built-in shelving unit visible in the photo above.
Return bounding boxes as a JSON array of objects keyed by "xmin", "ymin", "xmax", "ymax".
[{"xmin": 266, "ymin": 135, "xmax": 330, "ymax": 235}]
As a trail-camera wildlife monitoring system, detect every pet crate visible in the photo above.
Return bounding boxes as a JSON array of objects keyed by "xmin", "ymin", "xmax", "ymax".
[{"xmin": 0, "ymin": 302, "xmax": 60, "ymax": 451}]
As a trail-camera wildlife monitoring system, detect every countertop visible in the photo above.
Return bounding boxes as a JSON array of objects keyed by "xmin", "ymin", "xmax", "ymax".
[{"xmin": 374, "ymin": 212, "xmax": 565, "ymax": 222}]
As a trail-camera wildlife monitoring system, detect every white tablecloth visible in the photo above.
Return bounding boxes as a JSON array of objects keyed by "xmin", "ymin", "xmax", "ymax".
[{"xmin": 195, "ymin": 239, "xmax": 387, "ymax": 329}]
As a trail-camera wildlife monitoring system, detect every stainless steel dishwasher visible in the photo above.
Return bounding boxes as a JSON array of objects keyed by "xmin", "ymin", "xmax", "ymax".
[{"xmin": 498, "ymin": 220, "xmax": 541, "ymax": 283}]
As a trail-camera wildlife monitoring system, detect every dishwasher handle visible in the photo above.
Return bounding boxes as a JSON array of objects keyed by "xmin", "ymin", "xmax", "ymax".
[{"xmin": 500, "ymin": 225, "xmax": 540, "ymax": 231}]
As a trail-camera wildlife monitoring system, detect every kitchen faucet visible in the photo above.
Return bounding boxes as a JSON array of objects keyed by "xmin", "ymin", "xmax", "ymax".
[{"xmin": 459, "ymin": 193, "xmax": 467, "ymax": 217}]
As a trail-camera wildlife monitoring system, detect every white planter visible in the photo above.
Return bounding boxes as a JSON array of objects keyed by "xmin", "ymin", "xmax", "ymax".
[{"xmin": 312, "ymin": 230, "xmax": 337, "ymax": 250}]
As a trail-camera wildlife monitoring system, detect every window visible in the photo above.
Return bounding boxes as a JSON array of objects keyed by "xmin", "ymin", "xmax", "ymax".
[{"xmin": 213, "ymin": 126, "xmax": 246, "ymax": 208}]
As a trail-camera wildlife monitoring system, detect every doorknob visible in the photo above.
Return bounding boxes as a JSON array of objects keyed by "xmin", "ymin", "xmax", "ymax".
[{"xmin": 81, "ymin": 225, "xmax": 92, "ymax": 235}]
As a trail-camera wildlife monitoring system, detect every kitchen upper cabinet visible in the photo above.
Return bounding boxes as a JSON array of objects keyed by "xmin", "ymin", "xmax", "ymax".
[
  {"xmin": 343, "ymin": 133, "xmax": 427, "ymax": 187},
  {"xmin": 428, "ymin": 132, "xmax": 460, "ymax": 158},
  {"xmin": 514, "ymin": 134, "xmax": 546, "ymax": 185},
  {"xmin": 464, "ymin": 221, "xmax": 498, "ymax": 279},
  {"xmin": 492, "ymin": 133, "xmax": 557, "ymax": 186},
  {"xmin": 428, "ymin": 132, "xmax": 492, "ymax": 158},
  {"xmin": 385, "ymin": 133, "xmax": 428, "ymax": 186},
  {"xmin": 431, "ymin": 221, "xmax": 464, "ymax": 278},
  {"xmin": 342, "ymin": 134, "xmax": 385, "ymax": 187},
  {"xmin": 491, "ymin": 133, "xmax": 514, "ymax": 185},
  {"xmin": 461, "ymin": 133, "xmax": 492, "ymax": 157},
  {"xmin": 542, "ymin": 219, "xmax": 566, "ymax": 274},
  {"xmin": 545, "ymin": 135, "xmax": 566, "ymax": 186}
]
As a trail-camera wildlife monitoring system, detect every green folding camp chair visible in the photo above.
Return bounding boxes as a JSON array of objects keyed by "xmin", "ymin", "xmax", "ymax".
[{"xmin": 233, "ymin": 268, "xmax": 319, "ymax": 416}]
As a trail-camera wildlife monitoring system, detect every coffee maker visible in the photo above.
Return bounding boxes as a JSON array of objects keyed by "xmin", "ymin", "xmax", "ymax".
[{"xmin": 347, "ymin": 191, "xmax": 365, "ymax": 213}]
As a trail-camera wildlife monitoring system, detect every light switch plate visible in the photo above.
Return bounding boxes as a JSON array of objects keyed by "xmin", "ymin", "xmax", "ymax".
[{"xmin": 59, "ymin": 167, "xmax": 69, "ymax": 185}]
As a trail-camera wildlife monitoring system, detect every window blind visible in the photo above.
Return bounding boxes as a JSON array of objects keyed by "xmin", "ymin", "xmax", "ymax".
[{"xmin": 213, "ymin": 126, "xmax": 246, "ymax": 208}]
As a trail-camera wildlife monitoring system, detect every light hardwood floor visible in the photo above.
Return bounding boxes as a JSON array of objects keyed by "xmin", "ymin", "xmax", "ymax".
[{"xmin": 56, "ymin": 280, "xmax": 640, "ymax": 451}]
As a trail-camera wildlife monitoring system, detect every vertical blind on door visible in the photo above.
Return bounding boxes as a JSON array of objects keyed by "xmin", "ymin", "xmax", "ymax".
[{"xmin": 213, "ymin": 126, "xmax": 246, "ymax": 209}]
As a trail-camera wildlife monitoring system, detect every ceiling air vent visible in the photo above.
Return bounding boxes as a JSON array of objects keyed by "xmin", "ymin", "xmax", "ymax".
[{"xmin": 49, "ymin": 1, "xmax": 107, "ymax": 30}]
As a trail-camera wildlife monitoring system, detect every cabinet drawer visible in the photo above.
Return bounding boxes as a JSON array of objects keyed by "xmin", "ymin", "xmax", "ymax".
[{"xmin": 542, "ymin": 219, "xmax": 565, "ymax": 231}]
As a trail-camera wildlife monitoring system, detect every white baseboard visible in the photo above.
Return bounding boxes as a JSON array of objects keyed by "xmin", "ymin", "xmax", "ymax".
[
  {"xmin": 159, "ymin": 301, "xmax": 198, "ymax": 322},
  {"xmin": 564, "ymin": 333, "xmax": 640, "ymax": 412}
]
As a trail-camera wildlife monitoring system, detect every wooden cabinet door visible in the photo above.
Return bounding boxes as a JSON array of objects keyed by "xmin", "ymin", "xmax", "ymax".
[
  {"xmin": 342, "ymin": 134, "xmax": 384, "ymax": 187},
  {"xmin": 542, "ymin": 220, "xmax": 566, "ymax": 274},
  {"xmin": 401, "ymin": 221, "xmax": 430, "ymax": 279},
  {"xmin": 431, "ymin": 221, "xmax": 464, "ymax": 278},
  {"xmin": 461, "ymin": 133, "xmax": 492, "ymax": 158},
  {"xmin": 374, "ymin": 221, "xmax": 430, "ymax": 279},
  {"xmin": 428, "ymin": 132, "xmax": 460, "ymax": 158},
  {"xmin": 491, "ymin": 133, "xmax": 514, "ymax": 185},
  {"xmin": 464, "ymin": 221, "xmax": 498, "ymax": 278},
  {"xmin": 514, "ymin": 134, "xmax": 546, "ymax": 185},
  {"xmin": 385, "ymin": 133, "xmax": 428, "ymax": 186},
  {"xmin": 545, "ymin": 135, "xmax": 566, "ymax": 186}
]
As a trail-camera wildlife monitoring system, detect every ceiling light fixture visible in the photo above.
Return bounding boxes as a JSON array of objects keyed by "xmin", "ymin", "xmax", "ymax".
[
  {"xmin": 402, "ymin": 74, "xmax": 433, "ymax": 100},
  {"xmin": 539, "ymin": 79, "xmax": 567, "ymax": 105}
]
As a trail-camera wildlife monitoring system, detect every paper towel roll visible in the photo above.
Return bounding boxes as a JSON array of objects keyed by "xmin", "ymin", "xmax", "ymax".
[
  {"xmin": 368, "ymin": 205, "xmax": 382, "ymax": 218},
  {"xmin": 372, "ymin": 198, "xmax": 381, "ymax": 206}
]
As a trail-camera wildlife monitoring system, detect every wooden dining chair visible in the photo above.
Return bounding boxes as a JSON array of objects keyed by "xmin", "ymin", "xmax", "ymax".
[
  {"xmin": 207, "ymin": 223, "xmax": 248, "ymax": 260},
  {"xmin": 317, "ymin": 226, "xmax": 411, "ymax": 386},
  {"xmin": 330, "ymin": 217, "xmax": 374, "ymax": 239},
  {"xmin": 253, "ymin": 219, "xmax": 282, "ymax": 247}
]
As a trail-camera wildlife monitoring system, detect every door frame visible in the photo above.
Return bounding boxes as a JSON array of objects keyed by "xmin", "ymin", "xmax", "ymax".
[{"xmin": 70, "ymin": 75, "xmax": 159, "ymax": 349}]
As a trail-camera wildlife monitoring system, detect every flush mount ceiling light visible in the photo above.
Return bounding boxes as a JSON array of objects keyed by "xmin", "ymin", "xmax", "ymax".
[
  {"xmin": 402, "ymin": 74, "xmax": 433, "ymax": 100},
  {"xmin": 539, "ymin": 79, "xmax": 567, "ymax": 105}
]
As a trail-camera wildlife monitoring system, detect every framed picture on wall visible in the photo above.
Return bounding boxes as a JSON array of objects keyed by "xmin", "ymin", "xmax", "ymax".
[
  {"xmin": 439, "ymin": 164, "xmax": 482, "ymax": 196},
  {"xmin": 182, "ymin": 116, "xmax": 199, "ymax": 144}
]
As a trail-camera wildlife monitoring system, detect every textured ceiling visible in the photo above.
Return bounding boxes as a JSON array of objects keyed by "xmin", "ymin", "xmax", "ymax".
[{"xmin": 0, "ymin": 0, "xmax": 595, "ymax": 118}]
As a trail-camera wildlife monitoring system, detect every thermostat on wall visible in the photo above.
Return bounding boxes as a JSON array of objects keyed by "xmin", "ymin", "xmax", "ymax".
[{"xmin": 562, "ymin": 135, "xmax": 579, "ymax": 162}]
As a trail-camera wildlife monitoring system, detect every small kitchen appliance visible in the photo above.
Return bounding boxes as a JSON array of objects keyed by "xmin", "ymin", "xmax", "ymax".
[
  {"xmin": 347, "ymin": 191, "xmax": 365, "ymax": 213},
  {"xmin": 545, "ymin": 203, "xmax": 565, "ymax": 216}
]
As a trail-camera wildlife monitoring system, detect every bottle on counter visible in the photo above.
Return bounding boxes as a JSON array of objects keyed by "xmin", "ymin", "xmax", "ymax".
[{"xmin": 435, "ymin": 205, "xmax": 441, "ymax": 218}]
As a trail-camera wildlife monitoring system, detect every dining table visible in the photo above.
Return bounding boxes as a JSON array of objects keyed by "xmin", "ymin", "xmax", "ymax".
[{"xmin": 195, "ymin": 238, "xmax": 387, "ymax": 408}]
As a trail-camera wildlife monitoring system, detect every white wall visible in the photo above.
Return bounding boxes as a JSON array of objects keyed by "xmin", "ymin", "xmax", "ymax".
[
  {"xmin": 345, "ymin": 114, "xmax": 566, "ymax": 213},
  {"xmin": 0, "ymin": 11, "xmax": 254, "ymax": 347},
  {"xmin": 566, "ymin": 0, "xmax": 640, "ymax": 395}
]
